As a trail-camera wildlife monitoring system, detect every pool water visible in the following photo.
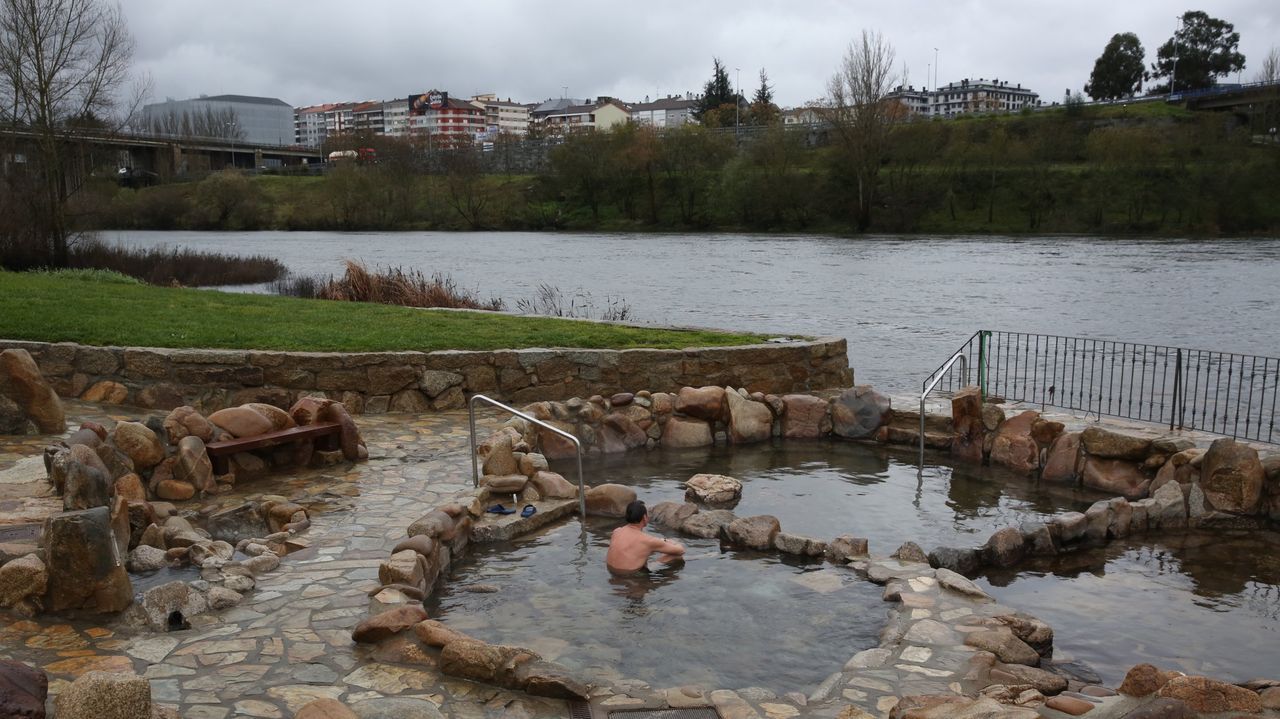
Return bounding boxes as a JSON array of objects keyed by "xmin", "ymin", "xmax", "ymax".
[
  {"xmin": 564, "ymin": 440, "xmax": 1110, "ymax": 553},
  {"xmin": 427, "ymin": 517, "xmax": 885, "ymax": 692},
  {"xmin": 979, "ymin": 530, "xmax": 1280, "ymax": 685}
]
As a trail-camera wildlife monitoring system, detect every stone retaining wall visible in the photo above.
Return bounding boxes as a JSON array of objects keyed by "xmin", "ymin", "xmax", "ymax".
[{"xmin": 0, "ymin": 338, "xmax": 852, "ymax": 415}]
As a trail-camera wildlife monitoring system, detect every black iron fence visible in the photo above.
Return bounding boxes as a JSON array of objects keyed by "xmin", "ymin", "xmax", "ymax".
[{"xmin": 923, "ymin": 331, "xmax": 1280, "ymax": 444}]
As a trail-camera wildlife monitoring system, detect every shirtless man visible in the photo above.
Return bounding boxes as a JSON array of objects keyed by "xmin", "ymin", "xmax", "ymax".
[{"xmin": 605, "ymin": 500, "xmax": 685, "ymax": 575}]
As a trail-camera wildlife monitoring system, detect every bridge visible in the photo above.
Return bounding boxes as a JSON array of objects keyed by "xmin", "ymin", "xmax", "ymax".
[{"xmin": 0, "ymin": 127, "xmax": 324, "ymax": 179}]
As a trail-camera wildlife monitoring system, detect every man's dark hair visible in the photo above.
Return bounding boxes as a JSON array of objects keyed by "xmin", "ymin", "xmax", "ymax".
[{"xmin": 625, "ymin": 500, "xmax": 647, "ymax": 524}]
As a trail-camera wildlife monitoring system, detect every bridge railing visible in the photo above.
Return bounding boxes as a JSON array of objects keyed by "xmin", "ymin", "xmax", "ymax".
[{"xmin": 926, "ymin": 331, "xmax": 1280, "ymax": 444}]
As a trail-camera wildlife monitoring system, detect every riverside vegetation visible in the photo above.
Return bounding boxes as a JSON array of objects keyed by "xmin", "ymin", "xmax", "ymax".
[{"xmin": 76, "ymin": 103, "xmax": 1280, "ymax": 236}]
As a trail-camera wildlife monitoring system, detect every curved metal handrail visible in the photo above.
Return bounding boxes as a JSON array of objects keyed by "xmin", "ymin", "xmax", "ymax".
[
  {"xmin": 468, "ymin": 394, "xmax": 587, "ymax": 519},
  {"xmin": 919, "ymin": 350, "xmax": 968, "ymax": 473}
]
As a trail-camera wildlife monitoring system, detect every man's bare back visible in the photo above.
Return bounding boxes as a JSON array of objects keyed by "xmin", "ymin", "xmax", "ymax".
[{"xmin": 605, "ymin": 501, "xmax": 685, "ymax": 575}]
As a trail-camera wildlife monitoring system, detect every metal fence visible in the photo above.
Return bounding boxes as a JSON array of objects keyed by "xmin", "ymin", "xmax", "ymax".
[{"xmin": 923, "ymin": 331, "xmax": 1280, "ymax": 444}]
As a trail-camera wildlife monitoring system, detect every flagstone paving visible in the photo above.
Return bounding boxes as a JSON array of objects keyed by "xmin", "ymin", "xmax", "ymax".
[{"xmin": 1, "ymin": 403, "xmax": 571, "ymax": 718}]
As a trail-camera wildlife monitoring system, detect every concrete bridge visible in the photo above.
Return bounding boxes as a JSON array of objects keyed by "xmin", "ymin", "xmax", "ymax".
[{"xmin": 0, "ymin": 127, "xmax": 323, "ymax": 179}]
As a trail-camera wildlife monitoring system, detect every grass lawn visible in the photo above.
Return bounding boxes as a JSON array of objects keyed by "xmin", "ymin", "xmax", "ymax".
[{"xmin": 0, "ymin": 270, "xmax": 770, "ymax": 352}]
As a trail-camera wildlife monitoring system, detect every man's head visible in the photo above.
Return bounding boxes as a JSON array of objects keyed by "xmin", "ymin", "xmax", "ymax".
[{"xmin": 624, "ymin": 500, "xmax": 647, "ymax": 525}]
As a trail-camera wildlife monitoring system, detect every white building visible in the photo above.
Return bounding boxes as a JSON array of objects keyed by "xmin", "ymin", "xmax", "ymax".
[
  {"xmin": 382, "ymin": 100, "xmax": 410, "ymax": 137},
  {"xmin": 884, "ymin": 86, "xmax": 932, "ymax": 117},
  {"xmin": 470, "ymin": 94, "xmax": 530, "ymax": 137},
  {"xmin": 781, "ymin": 107, "xmax": 821, "ymax": 125},
  {"xmin": 630, "ymin": 96, "xmax": 698, "ymax": 128},
  {"xmin": 929, "ymin": 78, "xmax": 1039, "ymax": 117},
  {"xmin": 294, "ymin": 104, "xmax": 334, "ymax": 147}
]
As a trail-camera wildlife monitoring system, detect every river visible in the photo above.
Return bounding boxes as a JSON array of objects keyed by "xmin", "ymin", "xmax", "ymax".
[{"xmin": 107, "ymin": 231, "xmax": 1280, "ymax": 393}]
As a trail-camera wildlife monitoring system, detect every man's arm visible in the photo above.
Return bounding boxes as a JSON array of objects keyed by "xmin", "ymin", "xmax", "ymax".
[{"xmin": 648, "ymin": 535, "xmax": 685, "ymax": 556}]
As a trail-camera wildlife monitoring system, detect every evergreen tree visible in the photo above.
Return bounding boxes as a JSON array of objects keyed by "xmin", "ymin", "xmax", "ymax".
[
  {"xmin": 1147, "ymin": 10, "xmax": 1245, "ymax": 93},
  {"xmin": 1085, "ymin": 33, "xmax": 1145, "ymax": 101},
  {"xmin": 750, "ymin": 68, "xmax": 779, "ymax": 125},
  {"xmin": 693, "ymin": 58, "xmax": 739, "ymax": 127}
]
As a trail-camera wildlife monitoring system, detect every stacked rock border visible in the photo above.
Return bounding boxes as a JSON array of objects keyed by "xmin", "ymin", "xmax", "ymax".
[
  {"xmin": 0, "ymin": 337, "xmax": 852, "ymax": 415},
  {"xmin": 349, "ymin": 382, "xmax": 1280, "ymax": 718},
  {"xmin": 0, "ymin": 396, "xmax": 369, "ymax": 628}
]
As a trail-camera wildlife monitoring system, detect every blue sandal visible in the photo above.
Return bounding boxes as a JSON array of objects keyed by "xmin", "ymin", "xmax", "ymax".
[
  {"xmin": 521, "ymin": 504, "xmax": 537, "ymax": 518},
  {"xmin": 486, "ymin": 504, "xmax": 516, "ymax": 515}
]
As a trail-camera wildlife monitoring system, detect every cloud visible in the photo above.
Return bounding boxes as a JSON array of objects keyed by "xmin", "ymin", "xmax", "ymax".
[{"xmin": 121, "ymin": 0, "xmax": 1278, "ymax": 109}]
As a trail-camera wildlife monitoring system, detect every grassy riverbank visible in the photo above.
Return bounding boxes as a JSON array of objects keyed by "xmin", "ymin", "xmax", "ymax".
[
  {"xmin": 0, "ymin": 270, "xmax": 768, "ymax": 351},
  {"xmin": 74, "ymin": 103, "xmax": 1280, "ymax": 237}
]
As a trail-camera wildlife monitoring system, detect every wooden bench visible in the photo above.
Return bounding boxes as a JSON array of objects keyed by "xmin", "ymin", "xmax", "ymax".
[{"xmin": 205, "ymin": 421, "xmax": 342, "ymax": 474}]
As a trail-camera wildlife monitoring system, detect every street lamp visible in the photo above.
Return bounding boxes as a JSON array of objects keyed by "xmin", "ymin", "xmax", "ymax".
[
  {"xmin": 224, "ymin": 121, "xmax": 236, "ymax": 169},
  {"xmin": 1170, "ymin": 16, "xmax": 1181, "ymax": 96},
  {"xmin": 934, "ymin": 47, "xmax": 939, "ymax": 90},
  {"xmin": 734, "ymin": 67, "xmax": 741, "ymax": 135}
]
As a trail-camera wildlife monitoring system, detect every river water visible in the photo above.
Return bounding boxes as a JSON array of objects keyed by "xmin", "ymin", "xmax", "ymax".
[{"xmin": 107, "ymin": 231, "xmax": 1280, "ymax": 393}]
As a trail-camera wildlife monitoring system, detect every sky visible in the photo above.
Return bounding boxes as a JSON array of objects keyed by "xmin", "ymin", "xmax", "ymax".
[{"xmin": 122, "ymin": 0, "xmax": 1278, "ymax": 109}]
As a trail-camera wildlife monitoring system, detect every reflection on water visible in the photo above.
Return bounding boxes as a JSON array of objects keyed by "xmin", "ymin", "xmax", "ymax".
[
  {"xmin": 427, "ymin": 518, "xmax": 885, "ymax": 693},
  {"xmin": 979, "ymin": 531, "xmax": 1280, "ymax": 685},
  {"xmin": 567, "ymin": 440, "xmax": 1109, "ymax": 552}
]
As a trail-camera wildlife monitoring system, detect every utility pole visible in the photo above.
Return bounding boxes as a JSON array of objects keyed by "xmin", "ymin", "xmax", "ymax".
[
  {"xmin": 1170, "ymin": 16, "xmax": 1180, "ymax": 96},
  {"xmin": 934, "ymin": 48, "xmax": 939, "ymax": 90}
]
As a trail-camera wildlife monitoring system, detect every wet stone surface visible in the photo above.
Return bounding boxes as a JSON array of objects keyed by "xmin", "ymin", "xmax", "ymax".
[{"xmin": 0, "ymin": 402, "xmax": 570, "ymax": 718}]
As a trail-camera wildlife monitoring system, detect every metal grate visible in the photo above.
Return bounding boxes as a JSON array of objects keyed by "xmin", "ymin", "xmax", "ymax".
[
  {"xmin": 606, "ymin": 710, "xmax": 721, "ymax": 719},
  {"xmin": 568, "ymin": 701, "xmax": 593, "ymax": 719}
]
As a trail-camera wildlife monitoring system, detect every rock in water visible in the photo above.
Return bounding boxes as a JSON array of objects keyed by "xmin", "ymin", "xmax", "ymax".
[
  {"xmin": 830, "ymin": 385, "xmax": 891, "ymax": 439},
  {"xmin": 684, "ymin": 473, "xmax": 742, "ymax": 505},
  {"xmin": 42, "ymin": 507, "xmax": 133, "ymax": 613},
  {"xmin": 1199, "ymin": 438, "xmax": 1264, "ymax": 514}
]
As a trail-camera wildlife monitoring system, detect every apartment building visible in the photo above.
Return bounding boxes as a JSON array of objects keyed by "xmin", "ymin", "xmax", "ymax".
[
  {"xmin": 407, "ymin": 91, "xmax": 485, "ymax": 144},
  {"xmin": 630, "ymin": 96, "xmax": 698, "ymax": 128},
  {"xmin": 929, "ymin": 79, "xmax": 1039, "ymax": 117},
  {"xmin": 352, "ymin": 102, "xmax": 385, "ymax": 134},
  {"xmin": 540, "ymin": 98, "xmax": 631, "ymax": 134},
  {"xmin": 294, "ymin": 104, "xmax": 336, "ymax": 147},
  {"xmin": 781, "ymin": 107, "xmax": 821, "ymax": 125},
  {"xmin": 885, "ymin": 86, "xmax": 932, "ymax": 117},
  {"xmin": 471, "ymin": 93, "xmax": 530, "ymax": 137}
]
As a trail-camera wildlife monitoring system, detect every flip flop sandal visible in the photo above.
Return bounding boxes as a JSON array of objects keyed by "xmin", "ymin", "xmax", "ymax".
[
  {"xmin": 521, "ymin": 504, "xmax": 537, "ymax": 518},
  {"xmin": 485, "ymin": 504, "xmax": 516, "ymax": 515}
]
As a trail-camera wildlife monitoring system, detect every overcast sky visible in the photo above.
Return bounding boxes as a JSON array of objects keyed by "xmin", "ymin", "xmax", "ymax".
[{"xmin": 122, "ymin": 0, "xmax": 1277, "ymax": 109}]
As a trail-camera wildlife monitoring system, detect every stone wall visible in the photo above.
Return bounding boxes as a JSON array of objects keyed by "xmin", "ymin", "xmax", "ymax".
[{"xmin": 0, "ymin": 338, "xmax": 852, "ymax": 415}]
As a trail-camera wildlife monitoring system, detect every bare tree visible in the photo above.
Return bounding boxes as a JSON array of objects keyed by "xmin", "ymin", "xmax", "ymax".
[
  {"xmin": 820, "ymin": 30, "xmax": 898, "ymax": 231},
  {"xmin": 146, "ymin": 105, "xmax": 244, "ymax": 140},
  {"xmin": 0, "ymin": 0, "xmax": 138, "ymax": 266},
  {"xmin": 1256, "ymin": 46, "xmax": 1280, "ymax": 84}
]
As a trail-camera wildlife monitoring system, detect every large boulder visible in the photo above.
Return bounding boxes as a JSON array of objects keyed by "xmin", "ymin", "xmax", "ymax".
[
  {"xmin": 989, "ymin": 411, "xmax": 1041, "ymax": 474},
  {"xmin": 584, "ymin": 484, "xmax": 636, "ymax": 517},
  {"xmin": 1199, "ymin": 438, "xmax": 1264, "ymax": 514},
  {"xmin": 1041, "ymin": 432, "xmax": 1082, "ymax": 483},
  {"xmin": 648, "ymin": 501, "xmax": 698, "ymax": 529},
  {"xmin": 0, "ymin": 553, "xmax": 47, "ymax": 611},
  {"xmin": 245, "ymin": 402, "xmax": 295, "ymax": 431},
  {"xmin": 62, "ymin": 445, "xmax": 112, "ymax": 511},
  {"xmin": 725, "ymin": 391, "xmax": 772, "ymax": 444},
  {"xmin": 983, "ymin": 527, "xmax": 1026, "ymax": 568},
  {"xmin": 830, "ymin": 385, "xmax": 891, "ymax": 439},
  {"xmin": 173, "ymin": 436, "xmax": 214, "ymax": 495},
  {"xmin": 673, "ymin": 386, "xmax": 726, "ymax": 422},
  {"xmin": 949, "ymin": 386, "xmax": 985, "ymax": 463},
  {"xmin": 723, "ymin": 515, "xmax": 780, "ymax": 550},
  {"xmin": 207, "ymin": 406, "xmax": 274, "ymax": 438},
  {"xmin": 480, "ymin": 432, "xmax": 519, "ymax": 476},
  {"xmin": 1081, "ymin": 456, "xmax": 1150, "ymax": 500},
  {"xmin": 439, "ymin": 640, "xmax": 539, "ymax": 687},
  {"xmin": 0, "ymin": 394, "xmax": 35, "ymax": 435},
  {"xmin": 0, "ymin": 349, "xmax": 64, "ymax": 433},
  {"xmin": 1149, "ymin": 480, "xmax": 1187, "ymax": 529},
  {"xmin": 601, "ymin": 412, "xmax": 648, "ymax": 452},
  {"xmin": 0, "ymin": 659, "xmax": 47, "ymax": 718},
  {"xmin": 514, "ymin": 659, "xmax": 592, "ymax": 700},
  {"xmin": 1118, "ymin": 663, "xmax": 1180, "ymax": 697},
  {"xmin": 53, "ymin": 670, "xmax": 151, "ymax": 719},
  {"xmin": 779, "ymin": 394, "xmax": 828, "ymax": 439},
  {"xmin": 1156, "ymin": 675, "xmax": 1262, "ymax": 713},
  {"xmin": 684, "ymin": 474, "xmax": 742, "ymax": 505},
  {"xmin": 351, "ymin": 605, "xmax": 428, "ymax": 643},
  {"xmin": 661, "ymin": 416, "xmax": 713, "ymax": 448},
  {"xmin": 162, "ymin": 406, "xmax": 214, "ymax": 444},
  {"xmin": 110, "ymin": 422, "xmax": 166, "ymax": 469},
  {"xmin": 1081, "ymin": 426, "xmax": 1151, "ymax": 460},
  {"xmin": 964, "ymin": 628, "xmax": 1040, "ymax": 666},
  {"xmin": 42, "ymin": 507, "xmax": 133, "ymax": 613},
  {"xmin": 680, "ymin": 509, "xmax": 736, "ymax": 539},
  {"xmin": 529, "ymin": 471, "xmax": 578, "ymax": 499}
]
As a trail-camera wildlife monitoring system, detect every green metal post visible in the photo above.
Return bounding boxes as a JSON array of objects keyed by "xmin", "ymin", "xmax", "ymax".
[{"xmin": 977, "ymin": 331, "xmax": 990, "ymax": 401}]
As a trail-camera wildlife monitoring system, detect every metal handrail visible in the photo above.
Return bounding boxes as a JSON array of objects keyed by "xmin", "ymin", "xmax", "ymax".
[
  {"xmin": 919, "ymin": 350, "xmax": 968, "ymax": 471},
  {"xmin": 468, "ymin": 394, "xmax": 587, "ymax": 519}
]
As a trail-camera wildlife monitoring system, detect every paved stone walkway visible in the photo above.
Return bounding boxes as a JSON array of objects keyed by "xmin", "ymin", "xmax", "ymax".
[{"xmin": 1, "ymin": 403, "xmax": 570, "ymax": 718}]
